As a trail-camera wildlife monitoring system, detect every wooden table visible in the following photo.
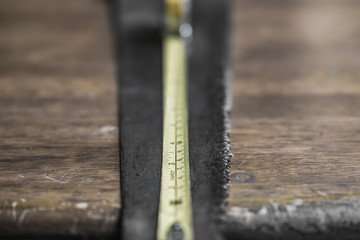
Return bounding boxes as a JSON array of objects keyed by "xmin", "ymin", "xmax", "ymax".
[
  {"xmin": 0, "ymin": 1, "xmax": 119, "ymax": 238},
  {"xmin": 227, "ymin": 1, "xmax": 360, "ymax": 238},
  {"xmin": 1, "ymin": 0, "xmax": 360, "ymax": 238}
]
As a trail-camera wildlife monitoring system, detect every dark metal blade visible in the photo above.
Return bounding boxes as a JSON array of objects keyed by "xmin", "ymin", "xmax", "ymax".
[{"xmin": 188, "ymin": 0, "xmax": 232, "ymax": 239}]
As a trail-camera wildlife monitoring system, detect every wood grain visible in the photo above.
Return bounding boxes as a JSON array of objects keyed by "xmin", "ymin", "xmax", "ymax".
[
  {"xmin": 227, "ymin": 0, "xmax": 360, "ymax": 237},
  {"xmin": 0, "ymin": 0, "xmax": 119, "ymax": 238},
  {"xmin": 2, "ymin": 0, "xmax": 360, "ymax": 238}
]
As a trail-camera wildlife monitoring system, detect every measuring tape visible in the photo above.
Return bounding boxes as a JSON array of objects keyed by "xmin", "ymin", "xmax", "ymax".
[{"xmin": 157, "ymin": 0, "xmax": 194, "ymax": 240}]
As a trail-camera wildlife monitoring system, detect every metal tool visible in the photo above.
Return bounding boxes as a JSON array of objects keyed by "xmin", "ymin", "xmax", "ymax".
[
  {"xmin": 157, "ymin": 1, "xmax": 193, "ymax": 239},
  {"xmin": 118, "ymin": 0, "xmax": 231, "ymax": 238}
]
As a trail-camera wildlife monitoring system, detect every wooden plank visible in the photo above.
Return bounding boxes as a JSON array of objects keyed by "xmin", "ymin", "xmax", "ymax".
[
  {"xmin": 0, "ymin": 0, "xmax": 119, "ymax": 238},
  {"xmin": 227, "ymin": 0, "xmax": 360, "ymax": 237}
]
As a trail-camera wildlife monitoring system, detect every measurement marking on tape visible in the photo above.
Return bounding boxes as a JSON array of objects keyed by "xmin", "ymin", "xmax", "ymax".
[
  {"xmin": 157, "ymin": 0, "xmax": 193, "ymax": 239},
  {"xmin": 156, "ymin": 33, "xmax": 194, "ymax": 240}
]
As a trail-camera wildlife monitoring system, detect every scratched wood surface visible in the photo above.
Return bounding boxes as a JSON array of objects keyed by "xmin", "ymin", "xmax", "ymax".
[
  {"xmin": 0, "ymin": 0, "xmax": 119, "ymax": 238},
  {"xmin": 227, "ymin": 0, "xmax": 360, "ymax": 238},
  {"xmin": 1, "ymin": 0, "xmax": 360, "ymax": 239}
]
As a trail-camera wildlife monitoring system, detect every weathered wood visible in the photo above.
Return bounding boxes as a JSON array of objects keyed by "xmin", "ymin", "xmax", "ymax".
[
  {"xmin": 2, "ymin": 0, "xmax": 360, "ymax": 239},
  {"xmin": 227, "ymin": 0, "xmax": 360, "ymax": 238},
  {"xmin": 0, "ymin": 0, "xmax": 119, "ymax": 238}
]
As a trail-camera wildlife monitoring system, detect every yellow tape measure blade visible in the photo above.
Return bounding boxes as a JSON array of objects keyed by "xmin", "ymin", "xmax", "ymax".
[{"xmin": 157, "ymin": 36, "xmax": 193, "ymax": 240}]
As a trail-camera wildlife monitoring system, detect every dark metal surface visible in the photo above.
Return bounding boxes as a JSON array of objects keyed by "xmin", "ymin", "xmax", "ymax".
[
  {"xmin": 116, "ymin": 0, "xmax": 163, "ymax": 239},
  {"xmin": 188, "ymin": 0, "xmax": 232, "ymax": 239},
  {"xmin": 117, "ymin": 0, "xmax": 232, "ymax": 239}
]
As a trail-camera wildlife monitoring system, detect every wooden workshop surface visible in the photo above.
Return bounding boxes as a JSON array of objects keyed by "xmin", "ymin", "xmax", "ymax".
[
  {"xmin": 229, "ymin": 0, "xmax": 360, "ymax": 211},
  {"xmin": 2, "ymin": 0, "xmax": 360, "ymax": 238},
  {"xmin": 0, "ymin": 0, "xmax": 119, "ymax": 237}
]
